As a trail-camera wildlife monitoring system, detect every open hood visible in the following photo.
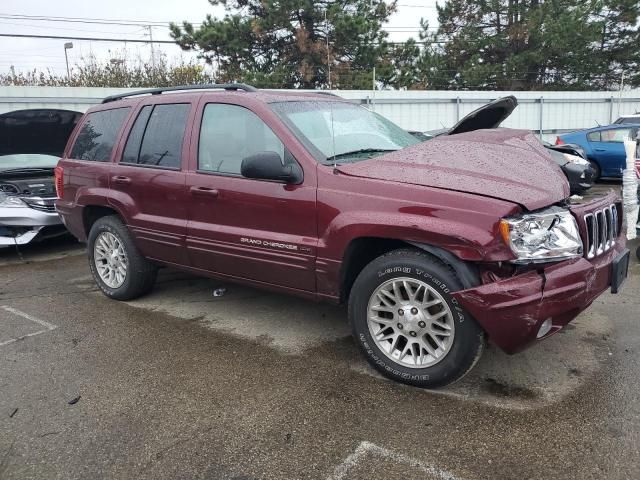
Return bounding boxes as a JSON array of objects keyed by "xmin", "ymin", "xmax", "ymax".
[
  {"xmin": 336, "ymin": 129, "xmax": 569, "ymax": 210},
  {"xmin": 448, "ymin": 96, "xmax": 517, "ymax": 135},
  {"xmin": 0, "ymin": 109, "xmax": 82, "ymax": 157}
]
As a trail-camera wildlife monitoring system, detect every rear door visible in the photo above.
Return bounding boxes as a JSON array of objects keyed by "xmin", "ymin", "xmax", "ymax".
[
  {"xmin": 184, "ymin": 100, "xmax": 317, "ymax": 292},
  {"xmin": 58, "ymin": 107, "xmax": 132, "ymax": 240},
  {"xmin": 109, "ymin": 101, "xmax": 194, "ymax": 266},
  {"xmin": 588, "ymin": 127, "xmax": 635, "ymax": 176}
]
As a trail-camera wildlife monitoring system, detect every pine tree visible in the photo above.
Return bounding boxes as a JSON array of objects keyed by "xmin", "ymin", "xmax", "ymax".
[
  {"xmin": 418, "ymin": 0, "xmax": 639, "ymax": 90},
  {"xmin": 170, "ymin": 0, "xmax": 396, "ymax": 89}
]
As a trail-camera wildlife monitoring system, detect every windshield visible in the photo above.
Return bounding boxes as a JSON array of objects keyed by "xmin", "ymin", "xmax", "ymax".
[
  {"xmin": 0, "ymin": 153, "xmax": 60, "ymax": 171},
  {"xmin": 270, "ymin": 101, "xmax": 420, "ymax": 163}
]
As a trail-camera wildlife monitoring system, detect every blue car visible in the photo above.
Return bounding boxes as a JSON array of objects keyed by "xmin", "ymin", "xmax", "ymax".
[{"xmin": 557, "ymin": 124, "xmax": 640, "ymax": 180}]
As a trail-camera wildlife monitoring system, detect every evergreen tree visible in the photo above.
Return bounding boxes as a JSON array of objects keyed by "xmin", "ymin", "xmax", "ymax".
[
  {"xmin": 170, "ymin": 0, "xmax": 397, "ymax": 89},
  {"xmin": 423, "ymin": 0, "xmax": 639, "ymax": 90}
]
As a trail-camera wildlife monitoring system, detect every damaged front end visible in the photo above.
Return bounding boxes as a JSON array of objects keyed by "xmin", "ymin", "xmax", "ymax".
[
  {"xmin": 0, "ymin": 190, "xmax": 66, "ymax": 247},
  {"xmin": 452, "ymin": 192, "xmax": 628, "ymax": 354}
]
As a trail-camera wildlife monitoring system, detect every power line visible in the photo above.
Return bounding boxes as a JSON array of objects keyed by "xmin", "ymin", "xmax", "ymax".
[
  {"xmin": 0, "ymin": 13, "xmax": 182, "ymax": 27},
  {"xmin": 0, "ymin": 33, "xmax": 176, "ymax": 44},
  {"xmin": 0, "ymin": 32, "xmax": 444, "ymax": 45}
]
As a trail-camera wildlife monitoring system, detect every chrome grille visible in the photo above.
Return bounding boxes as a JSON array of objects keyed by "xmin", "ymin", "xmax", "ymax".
[
  {"xmin": 584, "ymin": 204, "xmax": 618, "ymax": 259},
  {"xmin": 21, "ymin": 197, "xmax": 57, "ymax": 213}
]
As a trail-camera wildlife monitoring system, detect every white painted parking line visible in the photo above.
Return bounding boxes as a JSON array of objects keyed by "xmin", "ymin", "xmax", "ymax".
[
  {"xmin": 0, "ymin": 306, "xmax": 57, "ymax": 347},
  {"xmin": 328, "ymin": 441, "xmax": 463, "ymax": 480}
]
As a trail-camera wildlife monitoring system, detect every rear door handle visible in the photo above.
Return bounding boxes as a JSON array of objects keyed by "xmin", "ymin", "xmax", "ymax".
[
  {"xmin": 190, "ymin": 186, "xmax": 219, "ymax": 198},
  {"xmin": 112, "ymin": 175, "xmax": 132, "ymax": 185},
  {"xmin": 594, "ymin": 148, "xmax": 606, "ymax": 152}
]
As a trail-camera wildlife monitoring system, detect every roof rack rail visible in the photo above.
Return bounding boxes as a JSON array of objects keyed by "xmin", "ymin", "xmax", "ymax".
[
  {"xmin": 315, "ymin": 91, "xmax": 341, "ymax": 98},
  {"xmin": 101, "ymin": 83, "xmax": 258, "ymax": 104}
]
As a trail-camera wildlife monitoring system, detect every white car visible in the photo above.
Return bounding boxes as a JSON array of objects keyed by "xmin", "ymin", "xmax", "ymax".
[{"xmin": 614, "ymin": 113, "xmax": 640, "ymax": 124}]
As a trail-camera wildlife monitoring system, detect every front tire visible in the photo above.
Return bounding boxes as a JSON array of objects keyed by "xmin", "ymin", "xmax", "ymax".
[
  {"xmin": 348, "ymin": 248, "xmax": 485, "ymax": 388},
  {"xmin": 87, "ymin": 215, "xmax": 157, "ymax": 300}
]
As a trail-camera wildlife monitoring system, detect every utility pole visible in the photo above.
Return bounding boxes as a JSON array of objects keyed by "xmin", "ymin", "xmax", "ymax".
[
  {"xmin": 618, "ymin": 71, "xmax": 625, "ymax": 118},
  {"xmin": 64, "ymin": 42, "xmax": 73, "ymax": 81},
  {"xmin": 325, "ymin": 9, "xmax": 331, "ymax": 90},
  {"xmin": 371, "ymin": 65, "xmax": 376, "ymax": 111},
  {"xmin": 147, "ymin": 25, "xmax": 156, "ymax": 71}
]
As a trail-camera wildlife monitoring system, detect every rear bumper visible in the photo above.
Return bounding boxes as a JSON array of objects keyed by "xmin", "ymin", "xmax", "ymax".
[
  {"xmin": 452, "ymin": 239, "xmax": 627, "ymax": 354},
  {"xmin": 0, "ymin": 205, "xmax": 63, "ymax": 246},
  {"xmin": 55, "ymin": 200, "xmax": 87, "ymax": 242}
]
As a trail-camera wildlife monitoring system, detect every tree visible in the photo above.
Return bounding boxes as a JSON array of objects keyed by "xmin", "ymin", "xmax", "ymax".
[
  {"xmin": 421, "ymin": 0, "xmax": 639, "ymax": 90},
  {"xmin": 0, "ymin": 54, "xmax": 212, "ymax": 88},
  {"xmin": 170, "ymin": 0, "xmax": 397, "ymax": 89}
]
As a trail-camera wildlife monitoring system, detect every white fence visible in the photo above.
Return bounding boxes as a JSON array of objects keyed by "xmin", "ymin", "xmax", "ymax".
[{"xmin": 1, "ymin": 86, "xmax": 639, "ymax": 142}]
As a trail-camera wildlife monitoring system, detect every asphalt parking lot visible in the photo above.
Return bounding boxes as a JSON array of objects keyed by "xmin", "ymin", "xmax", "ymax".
[{"xmin": 1, "ymin": 194, "xmax": 640, "ymax": 479}]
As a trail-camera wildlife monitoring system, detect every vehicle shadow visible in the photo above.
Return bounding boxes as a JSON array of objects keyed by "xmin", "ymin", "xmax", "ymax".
[
  {"xmin": 113, "ymin": 261, "xmax": 634, "ymax": 411},
  {"xmin": 0, "ymin": 234, "xmax": 83, "ymax": 266}
]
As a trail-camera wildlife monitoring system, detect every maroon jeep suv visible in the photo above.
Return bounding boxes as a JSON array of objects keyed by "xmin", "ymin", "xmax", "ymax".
[{"xmin": 55, "ymin": 84, "xmax": 630, "ymax": 388}]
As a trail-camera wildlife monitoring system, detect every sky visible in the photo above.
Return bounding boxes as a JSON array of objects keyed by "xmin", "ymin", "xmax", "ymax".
[{"xmin": 0, "ymin": 0, "xmax": 440, "ymax": 75}]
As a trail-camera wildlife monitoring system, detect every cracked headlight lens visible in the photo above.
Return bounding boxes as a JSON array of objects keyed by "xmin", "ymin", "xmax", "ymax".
[
  {"xmin": 0, "ymin": 192, "xmax": 27, "ymax": 208},
  {"xmin": 500, "ymin": 206, "xmax": 583, "ymax": 263},
  {"xmin": 563, "ymin": 153, "xmax": 590, "ymax": 166}
]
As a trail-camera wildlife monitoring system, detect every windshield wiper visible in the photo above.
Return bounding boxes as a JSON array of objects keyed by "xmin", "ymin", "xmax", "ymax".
[{"xmin": 328, "ymin": 148, "xmax": 397, "ymax": 162}]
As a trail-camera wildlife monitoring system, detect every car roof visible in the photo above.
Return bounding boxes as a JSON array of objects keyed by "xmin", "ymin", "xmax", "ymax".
[
  {"xmin": 576, "ymin": 123, "xmax": 640, "ymax": 133},
  {"xmin": 98, "ymin": 83, "xmax": 348, "ymax": 108}
]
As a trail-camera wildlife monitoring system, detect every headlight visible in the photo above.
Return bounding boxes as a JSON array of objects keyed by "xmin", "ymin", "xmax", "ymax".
[
  {"xmin": 499, "ymin": 206, "xmax": 583, "ymax": 263},
  {"xmin": 563, "ymin": 153, "xmax": 590, "ymax": 166},
  {"xmin": 0, "ymin": 192, "xmax": 27, "ymax": 208}
]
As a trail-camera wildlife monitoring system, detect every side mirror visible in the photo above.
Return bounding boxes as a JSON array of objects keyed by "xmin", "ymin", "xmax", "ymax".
[{"xmin": 240, "ymin": 151, "xmax": 303, "ymax": 184}]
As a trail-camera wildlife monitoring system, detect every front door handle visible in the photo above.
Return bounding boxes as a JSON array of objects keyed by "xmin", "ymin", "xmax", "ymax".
[
  {"xmin": 112, "ymin": 175, "xmax": 132, "ymax": 185},
  {"xmin": 594, "ymin": 148, "xmax": 606, "ymax": 152},
  {"xmin": 190, "ymin": 186, "xmax": 219, "ymax": 198}
]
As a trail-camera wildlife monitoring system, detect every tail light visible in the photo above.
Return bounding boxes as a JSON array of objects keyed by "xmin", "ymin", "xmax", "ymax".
[
  {"xmin": 635, "ymin": 160, "xmax": 640, "ymax": 179},
  {"xmin": 555, "ymin": 137, "xmax": 565, "ymax": 145},
  {"xmin": 54, "ymin": 166, "xmax": 64, "ymax": 198}
]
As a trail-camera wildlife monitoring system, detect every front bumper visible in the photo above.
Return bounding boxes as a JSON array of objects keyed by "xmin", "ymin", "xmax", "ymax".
[
  {"xmin": 562, "ymin": 162, "xmax": 594, "ymax": 194},
  {"xmin": 452, "ymin": 239, "xmax": 627, "ymax": 354},
  {"xmin": 0, "ymin": 205, "xmax": 63, "ymax": 246}
]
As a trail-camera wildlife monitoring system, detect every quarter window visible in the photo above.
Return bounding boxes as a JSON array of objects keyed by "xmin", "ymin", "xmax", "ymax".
[
  {"xmin": 70, "ymin": 108, "xmax": 130, "ymax": 161},
  {"xmin": 587, "ymin": 131, "xmax": 600, "ymax": 142},
  {"xmin": 198, "ymin": 104, "xmax": 285, "ymax": 175},
  {"xmin": 121, "ymin": 103, "xmax": 190, "ymax": 169}
]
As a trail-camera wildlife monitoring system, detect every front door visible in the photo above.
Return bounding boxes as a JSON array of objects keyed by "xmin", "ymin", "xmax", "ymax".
[
  {"xmin": 109, "ymin": 102, "xmax": 192, "ymax": 266},
  {"xmin": 589, "ymin": 127, "xmax": 636, "ymax": 176},
  {"xmin": 185, "ymin": 102, "xmax": 317, "ymax": 292}
]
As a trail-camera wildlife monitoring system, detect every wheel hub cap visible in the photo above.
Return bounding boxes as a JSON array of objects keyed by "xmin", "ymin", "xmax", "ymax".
[
  {"xmin": 367, "ymin": 277, "xmax": 455, "ymax": 369},
  {"xmin": 94, "ymin": 231, "xmax": 128, "ymax": 289}
]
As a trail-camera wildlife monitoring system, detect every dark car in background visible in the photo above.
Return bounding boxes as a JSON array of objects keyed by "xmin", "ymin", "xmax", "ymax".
[
  {"xmin": 56, "ymin": 84, "xmax": 628, "ymax": 389},
  {"xmin": 0, "ymin": 109, "xmax": 81, "ymax": 247},
  {"xmin": 557, "ymin": 123, "xmax": 640, "ymax": 180},
  {"xmin": 410, "ymin": 96, "xmax": 595, "ymax": 194}
]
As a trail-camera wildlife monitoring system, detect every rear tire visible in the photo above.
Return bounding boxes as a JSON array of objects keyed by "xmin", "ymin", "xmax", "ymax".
[
  {"xmin": 87, "ymin": 215, "xmax": 157, "ymax": 300},
  {"xmin": 348, "ymin": 248, "xmax": 485, "ymax": 388}
]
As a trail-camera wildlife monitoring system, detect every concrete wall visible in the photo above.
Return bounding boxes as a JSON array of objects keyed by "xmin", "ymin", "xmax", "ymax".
[{"xmin": 1, "ymin": 86, "xmax": 639, "ymax": 142}]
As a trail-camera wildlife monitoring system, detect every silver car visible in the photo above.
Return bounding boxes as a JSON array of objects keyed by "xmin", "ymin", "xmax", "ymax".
[
  {"xmin": 0, "ymin": 153, "xmax": 66, "ymax": 247},
  {"xmin": 0, "ymin": 108, "xmax": 81, "ymax": 248}
]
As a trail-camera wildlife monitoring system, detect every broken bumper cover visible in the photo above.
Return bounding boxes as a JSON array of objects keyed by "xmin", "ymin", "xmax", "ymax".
[
  {"xmin": 0, "ymin": 205, "xmax": 63, "ymax": 246},
  {"xmin": 452, "ymin": 239, "xmax": 627, "ymax": 354}
]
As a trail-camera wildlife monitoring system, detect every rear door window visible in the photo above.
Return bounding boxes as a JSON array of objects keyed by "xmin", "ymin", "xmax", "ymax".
[
  {"xmin": 121, "ymin": 103, "xmax": 190, "ymax": 169},
  {"xmin": 600, "ymin": 128, "xmax": 633, "ymax": 143},
  {"xmin": 70, "ymin": 107, "xmax": 130, "ymax": 161}
]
